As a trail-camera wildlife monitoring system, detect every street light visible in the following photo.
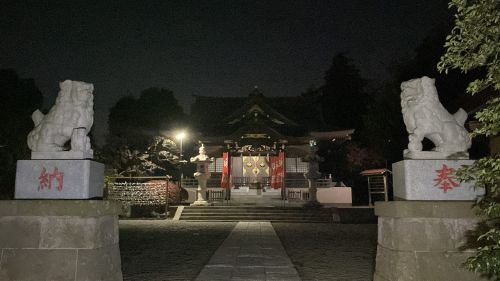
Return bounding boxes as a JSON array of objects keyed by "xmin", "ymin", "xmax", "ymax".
[{"xmin": 175, "ymin": 131, "xmax": 187, "ymax": 191}]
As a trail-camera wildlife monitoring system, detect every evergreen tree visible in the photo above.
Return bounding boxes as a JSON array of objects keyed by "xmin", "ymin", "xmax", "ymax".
[
  {"xmin": 321, "ymin": 53, "xmax": 366, "ymax": 130},
  {"xmin": 361, "ymin": 83, "xmax": 407, "ymax": 164},
  {"xmin": 0, "ymin": 69, "xmax": 43, "ymax": 198}
]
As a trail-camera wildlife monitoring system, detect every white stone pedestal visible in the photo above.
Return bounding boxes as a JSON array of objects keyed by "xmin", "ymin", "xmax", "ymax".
[
  {"xmin": 303, "ymin": 179, "xmax": 322, "ymax": 208},
  {"xmin": 392, "ymin": 159, "xmax": 484, "ymax": 200},
  {"xmin": 15, "ymin": 160, "xmax": 104, "ymax": 199},
  {"xmin": 190, "ymin": 173, "xmax": 211, "ymax": 206}
]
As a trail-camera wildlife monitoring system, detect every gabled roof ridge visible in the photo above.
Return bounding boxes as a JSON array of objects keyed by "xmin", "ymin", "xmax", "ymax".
[
  {"xmin": 192, "ymin": 94, "xmax": 246, "ymax": 99},
  {"xmin": 221, "ymin": 93, "xmax": 300, "ymax": 127},
  {"xmin": 192, "ymin": 93, "xmax": 316, "ymax": 99}
]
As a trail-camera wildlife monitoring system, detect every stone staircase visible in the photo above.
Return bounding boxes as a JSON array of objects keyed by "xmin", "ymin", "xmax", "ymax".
[{"xmin": 177, "ymin": 206, "xmax": 334, "ymax": 223}]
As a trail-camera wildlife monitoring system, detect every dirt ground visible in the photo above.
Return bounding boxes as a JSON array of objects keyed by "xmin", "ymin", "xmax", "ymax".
[{"xmin": 119, "ymin": 220, "xmax": 377, "ymax": 281}]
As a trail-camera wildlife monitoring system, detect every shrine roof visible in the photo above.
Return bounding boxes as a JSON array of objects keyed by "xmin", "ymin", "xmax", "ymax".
[{"xmin": 190, "ymin": 89, "xmax": 329, "ymax": 137}]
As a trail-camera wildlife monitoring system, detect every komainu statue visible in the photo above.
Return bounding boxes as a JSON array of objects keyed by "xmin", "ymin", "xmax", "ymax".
[
  {"xmin": 27, "ymin": 80, "xmax": 94, "ymax": 156},
  {"xmin": 400, "ymin": 76, "xmax": 471, "ymax": 159}
]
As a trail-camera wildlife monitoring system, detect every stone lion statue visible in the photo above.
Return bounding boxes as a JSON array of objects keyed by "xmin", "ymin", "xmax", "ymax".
[
  {"xmin": 400, "ymin": 76, "xmax": 471, "ymax": 158},
  {"xmin": 27, "ymin": 80, "xmax": 94, "ymax": 154}
]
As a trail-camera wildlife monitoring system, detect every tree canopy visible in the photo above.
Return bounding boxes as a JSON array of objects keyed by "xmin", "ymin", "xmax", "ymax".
[
  {"xmin": 103, "ymin": 87, "xmax": 186, "ymax": 176},
  {"xmin": 438, "ymin": 0, "xmax": 500, "ymax": 278},
  {"xmin": 321, "ymin": 53, "xmax": 366, "ymax": 130},
  {"xmin": 0, "ymin": 69, "xmax": 43, "ymax": 198},
  {"xmin": 438, "ymin": 0, "xmax": 500, "ymax": 94}
]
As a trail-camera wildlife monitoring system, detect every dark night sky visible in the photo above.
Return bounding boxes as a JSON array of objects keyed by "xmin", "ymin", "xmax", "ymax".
[{"xmin": 1, "ymin": 0, "xmax": 450, "ymax": 144}]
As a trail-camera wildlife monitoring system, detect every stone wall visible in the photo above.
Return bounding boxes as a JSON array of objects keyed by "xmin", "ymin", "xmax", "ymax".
[
  {"xmin": 0, "ymin": 200, "xmax": 123, "ymax": 281},
  {"xmin": 373, "ymin": 201, "xmax": 486, "ymax": 281}
]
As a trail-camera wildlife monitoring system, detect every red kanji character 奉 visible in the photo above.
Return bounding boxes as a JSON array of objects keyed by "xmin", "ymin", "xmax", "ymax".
[
  {"xmin": 434, "ymin": 164, "xmax": 459, "ymax": 193},
  {"xmin": 38, "ymin": 167, "xmax": 49, "ymax": 191},
  {"xmin": 49, "ymin": 167, "xmax": 64, "ymax": 191}
]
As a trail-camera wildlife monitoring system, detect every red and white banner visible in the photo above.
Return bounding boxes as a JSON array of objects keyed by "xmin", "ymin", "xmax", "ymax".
[
  {"xmin": 221, "ymin": 152, "xmax": 230, "ymax": 188},
  {"xmin": 270, "ymin": 152, "xmax": 284, "ymax": 189}
]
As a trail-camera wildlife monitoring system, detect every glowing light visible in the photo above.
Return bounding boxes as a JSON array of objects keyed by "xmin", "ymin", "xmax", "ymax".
[{"xmin": 175, "ymin": 131, "xmax": 187, "ymax": 141}]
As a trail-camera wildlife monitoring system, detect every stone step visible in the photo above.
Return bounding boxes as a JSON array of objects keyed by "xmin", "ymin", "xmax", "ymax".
[
  {"xmin": 180, "ymin": 214, "xmax": 330, "ymax": 218},
  {"xmin": 182, "ymin": 213, "xmax": 330, "ymax": 217},
  {"xmin": 178, "ymin": 206, "xmax": 333, "ymax": 223},
  {"xmin": 181, "ymin": 213, "xmax": 330, "ymax": 218},
  {"xmin": 179, "ymin": 216, "xmax": 331, "ymax": 222},
  {"xmin": 181, "ymin": 206, "xmax": 308, "ymax": 210},
  {"xmin": 181, "ymin": 209, "xmax": 330, "ymax": 213},
  {"xmin": 182, "ymin": 219, "xmax": 332, "ymax": 223}
]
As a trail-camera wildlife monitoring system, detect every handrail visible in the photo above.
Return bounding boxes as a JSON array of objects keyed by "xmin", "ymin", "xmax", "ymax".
[
  {"xmin": 180, "ymin": 177, "xmax": 337, "ymax": 189},
  {"xmin": 108, "ymin": 176, "xmax": 172, "ymax": 179}
]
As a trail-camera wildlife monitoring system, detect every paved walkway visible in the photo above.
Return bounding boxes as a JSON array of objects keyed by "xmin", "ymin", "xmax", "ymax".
[{"xmin": 195, "ymin": 222, "xmax": 301, "ymax": 281}]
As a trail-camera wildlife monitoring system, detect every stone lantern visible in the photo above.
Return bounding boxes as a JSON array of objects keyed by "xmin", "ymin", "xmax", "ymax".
[
  {"xmin": 303, "ymin": 140, "xmax": 323, "ymax": 207},
  {"xmin": 190, "ymin": 143, "xmax": 214, "ymax": 206}
]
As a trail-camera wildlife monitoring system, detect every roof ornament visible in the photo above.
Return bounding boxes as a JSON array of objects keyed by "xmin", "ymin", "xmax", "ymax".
[{"xmin": 249, "ymin": 86, "xmax": 263, "ymax": 98}]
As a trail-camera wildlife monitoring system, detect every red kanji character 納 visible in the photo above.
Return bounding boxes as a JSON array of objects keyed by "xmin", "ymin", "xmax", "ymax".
[
  {"xmin": 38, "ymin": 167, "xmax": 49, "ymax": 191},
  {"xmin": 49, "ymin": 167, "xmax": 64, "ymax": 191}
]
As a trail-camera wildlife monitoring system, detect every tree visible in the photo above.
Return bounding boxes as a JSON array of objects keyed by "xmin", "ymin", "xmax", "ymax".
[
  {"xmin": 0, "ymin": 69, "xmax": 43, "ymax": 198},
  {"xmin": 107, "ymin": 88, "xmax": 185, "ymax": 149},
  {"xmin": 106, "ymin": 136, "xmax": 179, "ymax": 176},
  {"xmin": 439, "ymin": 0, "xmax": 499, "ymax": 94},
  {"xmin": 361, "ymin": 83, "xmax": 408, "ymax": 164},
  {"xmin": 102, "ymin": 88, "xmax": 186, "ymax": 176},
  {"xmin": 321, "ymin": 53, "xmax": 366, "ymax": 130},
  {"xmin": 438, "ymin": 0, "xmax": 500, "ymax": 278}
]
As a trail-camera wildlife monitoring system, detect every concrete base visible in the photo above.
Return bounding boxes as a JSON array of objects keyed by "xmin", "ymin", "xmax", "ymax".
[
  {"xmin": 393, "ymin": 159, "xmax": 483, "ymax": 200},
  {"xmin": 317, "ymin": 187, "xmax": 352, "ymax": 204},
  {"xmin": 373, "ymin": 201, "xmax": 486, "ymax": 281},
  {"xmin": 231, "ymin": 188, "xmax": 262, "ymax": 196},
  {"xmin": 15, "ymin": 160, "xmax": 104, "ymax": 199},
  {"xmin": 0, "ymin": 200, "xmax": 123, "ymax": 281},
  {"xmin": 230, "ymin": 191, "xmax": 282, "ymax": 206}
]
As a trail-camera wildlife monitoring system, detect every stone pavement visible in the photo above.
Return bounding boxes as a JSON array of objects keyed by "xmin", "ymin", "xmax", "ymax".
[
  {"xmin": 119, "ymin": 221, "xmax": 377, "ymax": 280},
  {"xmin": 196, "ymin": 222, "xmax": 301, "ymax": 281}
]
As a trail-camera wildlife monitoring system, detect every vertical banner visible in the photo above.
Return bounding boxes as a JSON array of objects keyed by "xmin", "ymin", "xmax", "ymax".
[
  {"xmin": 221, "ymin": 152, "xmax": 230, "ymax": 188},
  {"xmin": 271, "ymin": 152, "xmax": 285, "ymax": 189}
]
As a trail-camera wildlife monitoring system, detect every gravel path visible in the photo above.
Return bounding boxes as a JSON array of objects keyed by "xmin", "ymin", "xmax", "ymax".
[
  {"xmin": 120, "ymin": 220, "xmax": 237, "ymax": 281},
  {"xmin": 273, "ymin": 223, "xmax": 378, "ymax": 281},
  {"xmin": 119, "ymin": 221, "xmax": 377, "ymax": 281}
]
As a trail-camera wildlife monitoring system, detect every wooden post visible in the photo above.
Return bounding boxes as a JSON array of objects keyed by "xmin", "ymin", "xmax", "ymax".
[
  {"xmin": 164, "ymin": 176, "xmax": 169, "ymax": 217},
  {"xmin": 368, "ymin": 176, "xmax": 372, "ymax": 206},
  {"xmin": 383, "ymin": 174, "xmax": 389, "ymax": 202}
]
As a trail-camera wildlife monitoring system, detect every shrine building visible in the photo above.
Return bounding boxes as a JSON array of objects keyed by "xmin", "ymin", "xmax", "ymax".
[{"xmin": 184, "ymin": 87, "xmax": 353, "ymax": 203}]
